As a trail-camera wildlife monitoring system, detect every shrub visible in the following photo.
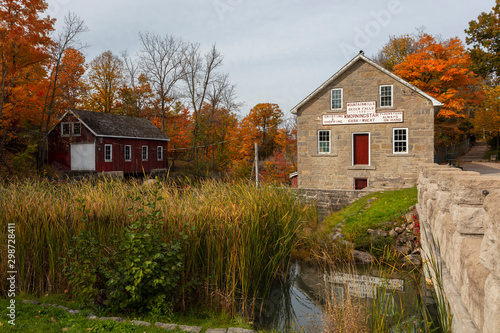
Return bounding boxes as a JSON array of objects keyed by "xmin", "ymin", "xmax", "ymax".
[{"xmin": 62, "ymin": 191, "xmax": 187, "ymax": 318}]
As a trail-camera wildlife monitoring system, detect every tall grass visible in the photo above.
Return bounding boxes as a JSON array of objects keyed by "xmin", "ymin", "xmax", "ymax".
[{"xmin": 0, "ymin": 178, "xmax": 315, "ymax": 317}]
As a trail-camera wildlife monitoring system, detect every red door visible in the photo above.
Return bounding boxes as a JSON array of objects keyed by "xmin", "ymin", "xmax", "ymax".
[{"xmin": 353, "ymin": 134, "xmax": 369, "ymax": 165}]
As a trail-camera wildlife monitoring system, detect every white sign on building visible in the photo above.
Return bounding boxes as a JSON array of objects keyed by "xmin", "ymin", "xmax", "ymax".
[{"xmin": 322, "ymin": 101, "xmax": 404, "ymax": 125}]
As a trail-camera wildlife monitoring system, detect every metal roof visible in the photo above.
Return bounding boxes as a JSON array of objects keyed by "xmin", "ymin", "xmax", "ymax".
[{"xmin": 63, "ymin": 109, "xmax": 170, "ymax": 141}]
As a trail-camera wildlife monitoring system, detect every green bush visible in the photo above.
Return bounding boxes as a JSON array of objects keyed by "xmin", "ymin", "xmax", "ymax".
[{"xmin": 62, "ymin": 192, "xmax": 188, "ymax": 318}]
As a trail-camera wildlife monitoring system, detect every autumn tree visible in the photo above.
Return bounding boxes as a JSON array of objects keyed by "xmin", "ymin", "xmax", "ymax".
[
  {"xmin": 373, "ymin": 34, "xmax": 417, "ymax": 71},
  {"xmin": 393, "ymin": 34, "xmax": 484, "ymax": 145},
  {"xmin": 139, "ymin": 32, "xmax": 186, "ymax": 133},
  {"xmin": 182, "ymin": 44, "xmax": 224, "ymax": 148},
  {"xmin": 0, "ymin": 0, "xmax": 54, "ymax": 170},
  {"xmin": 37, "ymin": 12, "xmax": 87, "ymax": 169},
  {"xmin": 84, "ymin": 50, "xmax": 124, "ymax": 113},
  {"xmin": 466, "ymin": 0, "xmax": 500, "ymax": 84},
  {"xmin": 246, "ymin": 103, "xmax": 283, "ymax": 158},
  {"xmin": 473, "ymin": 85, "xmax": 500, "ymax": 149}
]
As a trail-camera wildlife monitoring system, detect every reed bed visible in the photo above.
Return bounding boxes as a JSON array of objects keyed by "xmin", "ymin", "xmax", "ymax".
[{"xmin": 0, "ymin": 178, "xmax": 314, "ymax": 316}]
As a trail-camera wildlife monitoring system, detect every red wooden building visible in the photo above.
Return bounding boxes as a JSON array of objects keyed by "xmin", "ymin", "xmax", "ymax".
[{"xmin": 48, "ymin": 109, "xmax": 170, "ymax": 173}]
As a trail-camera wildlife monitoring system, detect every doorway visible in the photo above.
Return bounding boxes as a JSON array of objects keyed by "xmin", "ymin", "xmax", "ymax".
[{"xmin": 353, "ymin": 133, "xmax": 370, "ymax": 165}]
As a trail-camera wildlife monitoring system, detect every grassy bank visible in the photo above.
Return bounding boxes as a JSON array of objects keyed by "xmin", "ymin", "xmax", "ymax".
[
  {"xmin": 323, "ymin": 187, "xmax": 418, "ymax": 251},
  {"xmin": 0, "ymin": 178, "xmax": 316, "ymax": 319},
  {"xmin": 0, "ymin": 295, "xmax": 259, "ymax": 332}
]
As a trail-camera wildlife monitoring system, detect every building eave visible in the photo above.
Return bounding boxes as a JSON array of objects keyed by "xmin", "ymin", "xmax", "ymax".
[{"xmin": 291, "ymin": 52, "xmax": 443, "ymax": 115}]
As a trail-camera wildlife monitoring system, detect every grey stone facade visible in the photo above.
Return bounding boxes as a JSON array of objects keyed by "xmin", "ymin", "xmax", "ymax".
[{"xmin": 292, "ymin": 53, "xmax": 442, "ymax": 191}]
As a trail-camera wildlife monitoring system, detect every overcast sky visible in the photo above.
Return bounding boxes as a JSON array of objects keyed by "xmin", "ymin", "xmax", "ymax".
[{"xmin": 45, "ymin": 0, "xmax": 495, "ymax": 119}]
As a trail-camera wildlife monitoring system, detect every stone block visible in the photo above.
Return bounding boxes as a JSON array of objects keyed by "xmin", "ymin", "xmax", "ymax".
[
  {"xmin": 436, "ymin": 170, "xmax": 479, "ymax": 192},
  {"xmin": 451, "ymin": 176, "xmax": 500, "ymax": 205},
  {"xmin": 450, "ymin": 204, "xmax": 486, "ymax": 235},
  {"xmin": 436, "ymin": 190, "xmax": 452, "ymax": 212},
  {"xmin": 480, "ymin": 190, "xmax": 500, "ymax": 277},
  {"xmin": 459, "ymin": 238, "xmax": 487, "ymax": 331},
  {"xmin": 483, "ymin": 274, "xmax": 500, "ymax": 333}
]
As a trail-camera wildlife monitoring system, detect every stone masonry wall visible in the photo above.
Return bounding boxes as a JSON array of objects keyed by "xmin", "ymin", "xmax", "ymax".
[
  {"xmin": 295, "ymin": 188, "xmax": 372, "ymax": 212},
  {"xmin": 297, "ymin": 60, "xmax": 435, "ymax": 191},
  {"xmin": 417, "ymin": 163, "xmax": 500, "ymax": 333}
]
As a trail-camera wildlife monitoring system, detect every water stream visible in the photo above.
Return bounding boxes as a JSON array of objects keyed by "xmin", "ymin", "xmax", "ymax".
[{"xmin": 254, "ymin": 261, "xmax": 436, "ymax": 332}]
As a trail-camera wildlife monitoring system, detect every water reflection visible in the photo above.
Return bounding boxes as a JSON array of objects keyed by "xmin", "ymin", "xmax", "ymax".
[{"xmin": 254, "ymin": 261, "xmax": 423, "ymax": 332}]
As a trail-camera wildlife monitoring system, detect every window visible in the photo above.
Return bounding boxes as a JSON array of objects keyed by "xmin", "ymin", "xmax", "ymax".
[
  {"xmin": 380, "ymin": 85, "xmax": 393, "ymax": 107},
  {"xmin": 61, "ymin": 123, "xmax": 70, "ymax": 137},
  {"xmin": 157, "ymin": 146, "xmax": 163, "ymax": 161},
  {"xmin": 331, "ymin": 88, "xmax": 343, "ymax": 110},
  {"xmin": 354, "ymin": 178, "xmax": 368, "ymax": 190},
  {"xmin": 72, "ymin": 123, "xmax": 81, "ymax": 136},
  {"xmin": 124, "ymin": 145, "xmax": 131, "ymax": 162},
  {"xmin": 318, "ymin": 130, "xmax": 331, "ymax": 154},
  {"xmin": 142, "ymin": 146, "xmax": 148, "ymax": 161},
  {"xmin": 393, "ymin": 128, "xmax": 408, "ymax": 154},
  {"xmin": 104, "ymin": 144, "xmax": 112, "ymax": 162}
]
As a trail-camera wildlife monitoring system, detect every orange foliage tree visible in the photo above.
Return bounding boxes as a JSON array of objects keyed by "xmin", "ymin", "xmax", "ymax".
[
  {"xmin": 393, "ymin": 34, "xmax": 484, "ymax": 145},
  {"xmin": 0, "ymin": 0, "xmax": 54, "ymax": 170},
  {"xmin": 473, "ymin": 85, "xmax": 500, "ymax": 149}
]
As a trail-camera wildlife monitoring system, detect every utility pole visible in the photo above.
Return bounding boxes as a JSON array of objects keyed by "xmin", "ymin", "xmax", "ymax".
[{"xmin": 254, "ymin": 142, "xmax": 259, "ymax": 187}]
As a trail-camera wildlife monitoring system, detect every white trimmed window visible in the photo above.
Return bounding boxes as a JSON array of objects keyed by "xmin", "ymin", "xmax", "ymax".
[
  {"xmin": 157, "ymin": 146, "xmax": 163, "ymax": 161},
  {"xmin": 331, "ymin": 88, "xmax": 343, "ymax": 110},
  {"xmin": 72, "ymin": 123, "xmax": 81, "ymax": 136},
  {"xmin": 104, "ymin": 144, "xmax": 112, "ymax": 162},
  {"xmin": 124, "ymin": 145, "xmax": 131, "ymax": 162},
  {"xmin": 142, "ymin": 146, "xmax": 148, "ymax": 161},
  {"xmin": 380, "ymin": 85, "xmax": 393, "ymax": 107},
  {"xmin": 393, "ymin": 128, "xmax": 408, "ymax": 154},
  {"xmin": 318, "ymin": 130, "xmax": 331, "ymax": 154},
  {"xmin": 61, "ymin": 123, "xmax": 71, "ymax": 137}
]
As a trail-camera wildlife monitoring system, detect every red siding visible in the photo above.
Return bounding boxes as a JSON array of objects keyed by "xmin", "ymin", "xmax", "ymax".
[
  {"xmin": 96, "ymin": 138, "xmax": 167, "ymax": 173},
  {"xmin": 48, "ymin": 113, "xmax": 168, "ymax": 174}
]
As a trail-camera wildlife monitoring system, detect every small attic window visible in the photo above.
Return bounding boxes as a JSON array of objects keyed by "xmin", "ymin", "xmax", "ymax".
[
  {"xmin": 72, "ymin": 123, "xmax": 81, "ymax": 136},
  {"xmin": 380, "ymin": 85, "xmax": 393, "ymax": 107},
  {"xmin": 61, "ymin": 123, "xmax": 70, "ymax": 137},
  {"xmin": 331, "ymin": 88, "xmax": 343, "ymax": 110}
]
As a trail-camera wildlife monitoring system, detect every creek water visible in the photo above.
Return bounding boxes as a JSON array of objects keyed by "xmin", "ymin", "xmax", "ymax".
[{"xmin": 254, "ymin": 261, "xmax": 436, "ymax": 333}]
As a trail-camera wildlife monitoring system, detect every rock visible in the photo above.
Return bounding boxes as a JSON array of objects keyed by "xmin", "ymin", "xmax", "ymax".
[
  {"xmin": 395, "ymin": 227, "xmax": 404, "ymax": 234},
  {"xmin": 330, "ymin": 232, "xmax": 343, "ymax": 241},
  {"xmin": 143, "ymin": 178, "xmax": 158, "ymax": 186},
  {"xmin": 99, "ymin": 317, "xmax": 124, "ymax": 322},
  {"xmin": 206, "ymin": 329, "xmax": 227, "ymax": 333},
  {"xmin": 352, "ymin": 250, "xmax": 375, "ymax": 264},
  {"xmin": 131, "ymin": 320, "xmax": 151, "ymax": 327},
  {"xmin": 368, "ymin": 229, "xmax": 389, "ymax": 237},
  {"xmin": 86, "ymin": 315, "xmax": 98, "ymax": 320},
  {"xmin": 68, "ymin": 309, "xmax": 80, "ymax": 314},
  {"xmin": 389, "ymin": 230, "xmax": 397, "ymax": 237},
  {"xmin": 401, "ymin": 254, "xmax": 422, "ymax": 266},
  {"xmin": 227, "ymin": 328, "xmax": 258, "ymax": 333},
  {"xmin": 179, "ymin": 325, "xmax": 203, "ymax": 333},
  {"xmin": 155, "ymin": 322, "xmax": 178, "ymax": 330},
  {"xmin": 405, "ymin": 211, "xmax": 415, "ymax": 224},
  {"xmin": 23, "ymin": 300, "xmax": 40, "ymax": 305},
  {"xmin": 396, "ymin": 244, "xmax": 411, "ymax": 255}
]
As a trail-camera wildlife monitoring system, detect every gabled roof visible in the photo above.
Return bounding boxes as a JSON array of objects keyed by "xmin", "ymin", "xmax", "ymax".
[
  {"xmin": 291, "ymin": 52, "xmax": 443, "ymax": 115},
  {"xmin": 59, "ymin": 109, "xmax": 170, "ymax": 141}
]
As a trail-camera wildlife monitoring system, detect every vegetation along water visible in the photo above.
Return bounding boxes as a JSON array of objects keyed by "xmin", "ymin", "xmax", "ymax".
[{"xmin": 0, "ymin": 178, "xmax": 450, "ymax": 332}]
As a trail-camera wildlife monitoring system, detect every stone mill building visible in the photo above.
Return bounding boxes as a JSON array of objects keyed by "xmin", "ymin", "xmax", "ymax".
[{"xmin": 291, "ymin": 52, "xmax": 443, "ymax": 191}]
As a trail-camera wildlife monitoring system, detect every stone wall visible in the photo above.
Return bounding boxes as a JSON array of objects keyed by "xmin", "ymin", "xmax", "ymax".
[
  {"xmin": 295, "ymin": 188, "xmax": 372, "ymax": 212},
  {"xmin": 417, "ymin": 163, "xmax": 500, "ymax": 333},
  {"xmin": 296, "ymin": 60, "xmax": 435, "ymax": 191}
]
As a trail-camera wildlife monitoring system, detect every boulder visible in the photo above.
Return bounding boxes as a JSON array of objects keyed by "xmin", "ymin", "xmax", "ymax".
[{"xmin": 352, "ymin": 250, "xmax": 375, "ymax": 264}]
